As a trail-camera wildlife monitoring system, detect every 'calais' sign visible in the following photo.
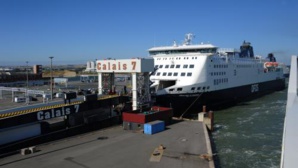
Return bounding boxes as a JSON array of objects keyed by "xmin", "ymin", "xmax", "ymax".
[
  {"xmin": 37, "ymin": 104, "xmax": 80, "ymax": 121},
  {"xmin": 96, "ymin": 59, "xmax": 154, "ymax": 73}
]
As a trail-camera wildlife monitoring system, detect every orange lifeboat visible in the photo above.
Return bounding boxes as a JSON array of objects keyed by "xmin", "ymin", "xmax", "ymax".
[{"xmin": 264, "ymin": 62, "xmax": 278, "ymax": 68}]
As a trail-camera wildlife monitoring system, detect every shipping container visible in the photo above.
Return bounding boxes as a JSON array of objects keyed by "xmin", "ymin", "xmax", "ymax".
[
  {"xmin": 144, "ymin": 120, "xmax": 165, "ymax": 135},
  {"xmin": 122, "ymin": 106, "xmax": 173, "ymax": 124}
]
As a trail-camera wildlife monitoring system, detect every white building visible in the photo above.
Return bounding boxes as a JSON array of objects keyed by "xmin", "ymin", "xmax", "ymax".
[{"xmin": 85, "ymin": 61, "xmax": 96, "ymax": 72}]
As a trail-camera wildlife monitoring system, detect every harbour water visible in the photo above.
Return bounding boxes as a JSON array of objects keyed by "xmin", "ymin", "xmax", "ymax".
[{"xmin": 212, "ymin": 89, "xmax": 287, "ymax": 168}]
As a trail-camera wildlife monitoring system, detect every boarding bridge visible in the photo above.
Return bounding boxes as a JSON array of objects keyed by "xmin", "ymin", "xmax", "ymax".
[
  {"xmin": 96, "ymin": 58, "xmax": 154, "ymax": 110},
  {"xmin": 281, "ymin": 55, "xmax": 298, "ymax": 168}
]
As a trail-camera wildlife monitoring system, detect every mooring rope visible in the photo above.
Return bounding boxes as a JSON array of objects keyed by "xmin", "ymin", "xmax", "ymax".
[{"xmin": 179, "ymin": 92, "xmax": 203, "ymax": 119}]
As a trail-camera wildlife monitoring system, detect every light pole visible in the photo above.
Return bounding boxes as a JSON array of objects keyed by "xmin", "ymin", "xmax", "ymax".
[
  {"xmin": 26, "ymin": 61, "xmax": 29, "ymax": 105},
  {"xmin": 26, "ymin": 61, "xmax": 29, "ymax": 89},
  {"xmin": 49, "ymin": 56, "xmax": 54, "ymax": 100}
]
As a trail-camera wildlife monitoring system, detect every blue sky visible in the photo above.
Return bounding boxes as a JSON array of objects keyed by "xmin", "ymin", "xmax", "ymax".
[{"xmin": 0, "ymin": 0, "xmax": 297, "ymax": 66}]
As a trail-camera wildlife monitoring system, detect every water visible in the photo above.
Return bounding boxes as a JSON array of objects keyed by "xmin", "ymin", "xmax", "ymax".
[{"xmin": 212, "ymin": 89, "xmax": 287, "ymax": 168}]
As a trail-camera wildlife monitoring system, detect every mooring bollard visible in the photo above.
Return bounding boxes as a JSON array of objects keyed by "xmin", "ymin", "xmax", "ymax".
[
  {"xmin": 198, "ymin": 112, "xmax": 206, "ymax": 122},
  {"xmin": 208, "ymin": 111, "xmax": 214, "ymax": 131},
  {"xmin": 202, "ymin": 105, "xmax": 206, "ymax": 112}
]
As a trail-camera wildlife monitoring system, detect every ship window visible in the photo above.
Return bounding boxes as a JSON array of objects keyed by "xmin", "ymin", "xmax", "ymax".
[
  {"xmin": 176, "ymin": 65, "xmax": 180, "ymax": 68},
  {"xmin": 189, "ymin": 64, "xmax": 194, "ymax": 68},
  {"xmin": 211, "ymin": 72, "xmax": 213, "ymax": 76},
  {"xmin": 155, "ymin": 65, "xmax": 159, "ymax": 68},
  {"xmin": 165, "ymin": 65, "xmax": 169, "ymax": 68},
  {"xmin": 170, "ymin": 65, "xmax": 175, "ymax": 68},
  {"xmin": 183, "ymin": 64, "xmax": 188, "ymax": 68},
  {"xmin": 197, "ymin": 87, "xmax": 201, "ymax": 90},
  {"xmin": 168, "ymin": 72, "xmax": 172, "ymax": 76},
  {"xmin": 156, "ymin": 72, "xmax": 161, "ymax": 76},
  {"xmin": 181, "ymin": 72, "xmax": 186, "ymax": 76},
  {"xmin": 207, "ymin": 86, "xmax": 210, "ymax": 89},
  {"xmin": 191, "ymin": 87, "xmax": 195, "ymax": 90},
  {"xmin": 177, "ymin": 88, "xmax": 183, "ymax": 91},
  {"xmin": 173, "ymin": 72, "xmax": 178, "ymax": 76},
  {"xmin": 162, "ymin": 72, "xmax": 167, "ymax": 76},
  {"xmin": 159, "ymin": 65, "xmax": 163, "ymax": 68},
  {"xmin": 169, "ymin": 89, "xmax": 174, "ymax": 91},
  {"xmin": 187, "ymin": 73, "xmax": 192, "ymax": 76},
  {"xmin": 203, "ymin": 87, "xmax": 206, "ymax": 90}
]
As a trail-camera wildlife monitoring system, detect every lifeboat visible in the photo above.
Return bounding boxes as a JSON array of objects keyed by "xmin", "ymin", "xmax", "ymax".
[{"xmin": 264, "ymin": 62, "xmax": 278, "ymax": 68}]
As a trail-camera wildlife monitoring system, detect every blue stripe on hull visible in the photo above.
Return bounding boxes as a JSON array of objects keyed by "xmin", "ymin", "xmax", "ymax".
[{"xmin": 153, "ymin": 79, "xmax": 286, "ymax": 117}]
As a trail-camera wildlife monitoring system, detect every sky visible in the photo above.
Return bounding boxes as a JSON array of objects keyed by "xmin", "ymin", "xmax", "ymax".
[{"xmin": 0, "ymin": 0, "xmax": 297, "ymax": 66}]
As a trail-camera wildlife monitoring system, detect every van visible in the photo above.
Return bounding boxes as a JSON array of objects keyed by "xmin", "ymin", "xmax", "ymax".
[
  {"xmin": 14, "ymin": 97, "xmax": 26, "ymax": 103},
  {"xmin": 56, "ymin": 92, "xmax": 64, "ymax": 98}
]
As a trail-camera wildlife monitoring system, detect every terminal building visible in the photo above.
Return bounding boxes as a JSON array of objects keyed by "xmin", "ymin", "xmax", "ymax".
[{"xmin": 0, "ymin": 65, "xmax": 45, "ymax": 87}]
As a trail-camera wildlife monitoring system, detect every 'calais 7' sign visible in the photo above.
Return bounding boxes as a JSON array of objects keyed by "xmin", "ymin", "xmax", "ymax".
[
  {"xmin": 37, "ymin": 104, "xmax": 80, "ymax": 121},
  {"xmin": 96, "ymin": 59, "xmax": 154, "ymax": 73}
]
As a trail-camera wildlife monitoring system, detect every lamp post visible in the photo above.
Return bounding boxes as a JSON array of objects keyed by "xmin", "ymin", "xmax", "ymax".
[
  {"xmin": 49, "ymin": 56, "xmax": 54, "ymax": 100},
  {"xmin": 26, "ymin": 61, "xmax": 29, "ymax": 105},
  {"xmin": 26, "ymin": 61, "xmax": 29, "ymax": 89}
]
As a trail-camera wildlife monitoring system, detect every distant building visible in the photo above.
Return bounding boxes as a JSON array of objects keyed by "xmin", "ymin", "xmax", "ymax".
[
  {"xmin": 0, "ymin": 72, "xmax": 44, "ymax": 87},
  {"xmin": 0, "ymin": 65, "xmax": 45, "ymax": 87},
  {"xmin": 0, "ymin": 67, "xmax": 13, "ymax": 72},
  {"xmin": 33, "ymin": 65, "xmax": 42, "ymax": 74},
  {"xmin": 85, "ymin": 61, "xmax": 96, "ymax": 72}
]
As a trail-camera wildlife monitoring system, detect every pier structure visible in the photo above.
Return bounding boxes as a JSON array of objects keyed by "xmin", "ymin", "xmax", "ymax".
[
  {"xmin": 0, "ymin": 58, "xmax": 215, "ymax": 168},
  {"xmin": 96, "ymin": 58, "xmax": 154, "ymax": 110}
]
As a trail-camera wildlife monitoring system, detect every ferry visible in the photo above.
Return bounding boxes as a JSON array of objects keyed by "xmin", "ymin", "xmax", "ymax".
[{"xmin": 149, "ymin": 34, "xmax": 286, "ymax": 116}]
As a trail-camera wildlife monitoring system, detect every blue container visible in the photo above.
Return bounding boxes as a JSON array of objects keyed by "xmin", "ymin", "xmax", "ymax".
[{"xmin": 144, "ymin": 120, "xmax": 165, "ymax": 135}]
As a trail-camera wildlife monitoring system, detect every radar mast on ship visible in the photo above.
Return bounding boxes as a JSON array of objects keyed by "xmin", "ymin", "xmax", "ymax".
[{"xmin": 183, "ymin": 33, "xmax": 195, "ymax": 46}]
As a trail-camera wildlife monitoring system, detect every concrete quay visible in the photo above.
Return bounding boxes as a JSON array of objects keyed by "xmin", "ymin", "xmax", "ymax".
[{"xmin": 0, "ymin": 119, "xmax": 214, "ymax": 168}]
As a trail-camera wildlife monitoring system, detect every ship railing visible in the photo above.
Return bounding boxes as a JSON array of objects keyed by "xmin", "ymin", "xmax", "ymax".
[{"xmin": 217, "ymin": 48, "xmax": 239, "ymax": 53}]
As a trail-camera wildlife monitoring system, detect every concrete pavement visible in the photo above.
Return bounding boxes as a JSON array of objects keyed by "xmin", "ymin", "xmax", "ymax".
[{"xmin": 0, "ymin": 120, "xmax": 214, "ymax": 168}]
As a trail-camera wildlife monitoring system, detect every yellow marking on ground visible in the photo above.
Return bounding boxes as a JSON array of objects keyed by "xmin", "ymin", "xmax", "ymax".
[{"xmin": 150, "ymin": 147, "xmax": 164, "ymax": 162}]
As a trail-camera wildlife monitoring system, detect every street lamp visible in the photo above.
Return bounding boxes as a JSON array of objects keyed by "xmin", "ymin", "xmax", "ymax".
[
  {"xmin": 49, "ymin": 56, "xmax": 54, "ymax": 100},
  {"xmin": 26, "ymin": 61, "xmax": 29, "ymax": 105},
  {"xmin": 26, "ymin": 61, "xmax": 29, "ymax": 89}
]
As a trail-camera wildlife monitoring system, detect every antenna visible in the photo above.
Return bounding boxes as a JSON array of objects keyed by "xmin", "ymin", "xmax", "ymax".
[
  {"xmin": 173, "ymin": 40, "xmax": 177, "ymax": 47},
  {"xmin": 154, "ymin": 33, "xmax": 156, "ymax": 47},
  {"xmin": 183, "ymin": 33, "xmax": 195, "ymax": 45}
]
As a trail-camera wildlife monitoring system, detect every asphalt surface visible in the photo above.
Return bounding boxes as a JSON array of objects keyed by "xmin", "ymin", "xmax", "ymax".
[{"xmin": 0, "ymin": 120, "xmax": 214, "ymax": 168}]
